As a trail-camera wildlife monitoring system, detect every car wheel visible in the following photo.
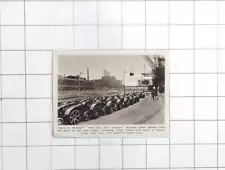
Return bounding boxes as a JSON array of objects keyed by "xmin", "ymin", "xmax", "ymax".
[
  {"xmin": 69, "ymin": 110, "xmax": 80, "ymax": 125},
  {"xmin": 94, "ymin": 112, "xmax": 100, "ymax": 119},
  {"xmin": 58, "ymin": 118, "xmax": 64, "ymax": 125},
  {"xmin": 113, "ymin": 107, "xmax": 117, "ymax": 112},
  {"xmin": 101, "ymin": 109, "xmax": 106, "ymax": 116},
  {"xmin": 83, "ymin": 111, "xmax": 90, "ymax": 121},
  {"xmin": 109, "ymin": 107, "xmax": 113, "ymax": 114}
]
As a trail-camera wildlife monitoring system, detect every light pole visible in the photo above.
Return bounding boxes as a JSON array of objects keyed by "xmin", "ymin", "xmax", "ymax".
[
  {"xmin": 78, "ymin": 76, "xmax": 80, "ymax": 91},
  {"xmin": 123, "ymin": 71, "xmax": 126, "ymax": 95},
  {"xmin": 78, "ymin": 72, "xmax": 82, "ymax": 91}
]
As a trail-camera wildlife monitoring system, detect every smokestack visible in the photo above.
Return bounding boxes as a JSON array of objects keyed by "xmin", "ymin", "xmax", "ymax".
[{"xmin": 87, "ymin": 68, "xmax": 89, "ymax": 80}]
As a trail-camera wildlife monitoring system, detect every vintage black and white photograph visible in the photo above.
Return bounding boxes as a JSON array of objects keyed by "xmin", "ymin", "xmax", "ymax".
[{"xmin": 53, "ymin": 50, "xmax": 169, "ymax": 137}]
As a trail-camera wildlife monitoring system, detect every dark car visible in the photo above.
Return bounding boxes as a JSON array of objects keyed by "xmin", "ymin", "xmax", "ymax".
[
  {"xmin": 58, "ymin": 102, "xmax": 79, "ymax": 125},
  {"xmin": 100, "ymin": 96, "xmax": 108, "ymax": 105},
  {"xmin": 107, "ymin": 97, "xmax": 118, "ymax": 111},
  {"xmin": 128, "ymin": 95, "xmax": 135, "ymax": 105},
  {"xmin": 58, "ymin": 104, "xmax": 84, "ymax": 125},
  {"xmin": 58, "ymin": 101, "xmax": 65, "ymax": 107},
  {"xmin": 115, "ymin": 98, "xmax": 125, "ymax": 110},
  {"xmin": 87, "ymin": 100, "xmax": 104, "ymax": 118},
  {"xmin": 81, "ymin": 99, "xmax": 93, "ymax": 108},
  {"xmin": 100, "ymin": 100, "xmax": 114, "ymax": 115},
  {"xmin": 133, "ymin": 94, "xmax": 139, "ymax": 103},
  {"xmin": 138, "ymin": 92, "xmax": 145, "ymax": 98},
  {"xmin": 123, "ymin": 97, "xmax": 130, "ymax": 107}
]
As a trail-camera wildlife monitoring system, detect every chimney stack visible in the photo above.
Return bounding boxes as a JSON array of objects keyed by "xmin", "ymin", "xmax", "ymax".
[{"xmin": 87, "ymin": 68, "xmax": 89, "ymax": 80}]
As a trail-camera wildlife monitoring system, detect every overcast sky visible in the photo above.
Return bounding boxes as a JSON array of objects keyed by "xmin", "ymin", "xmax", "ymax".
[{"xmin": 58, "ymin": 55, "xmax": 153, "ymax": 86}]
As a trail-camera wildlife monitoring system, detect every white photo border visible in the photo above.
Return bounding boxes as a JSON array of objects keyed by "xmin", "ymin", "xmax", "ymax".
[{"xmin": 52, "ymin": 50, "xmax": 170, "ymax": 138}]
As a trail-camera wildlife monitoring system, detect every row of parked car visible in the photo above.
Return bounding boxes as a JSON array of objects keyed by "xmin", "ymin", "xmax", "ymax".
[{"xmin": 58, "ymin": 92, "xmax": 146, "ymax": 125}]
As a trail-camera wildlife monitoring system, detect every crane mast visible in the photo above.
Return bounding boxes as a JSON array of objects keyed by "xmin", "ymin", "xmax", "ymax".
[
  {"xmin": 141, "ymin": 54, "xmax": 165, "ymax": 95},
  {"xmin": 143, "ymin": 55, "xmax": 156, "ymax": 70}
]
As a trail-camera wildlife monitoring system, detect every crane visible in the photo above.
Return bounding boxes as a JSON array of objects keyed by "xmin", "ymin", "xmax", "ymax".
[
  {"xmin": 142, "ymin": 55, "xmax": 157, "ymax": 78},
  {"xmin": 141, "ymin": 55, "xmax": 165, "ymax": 98}
]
